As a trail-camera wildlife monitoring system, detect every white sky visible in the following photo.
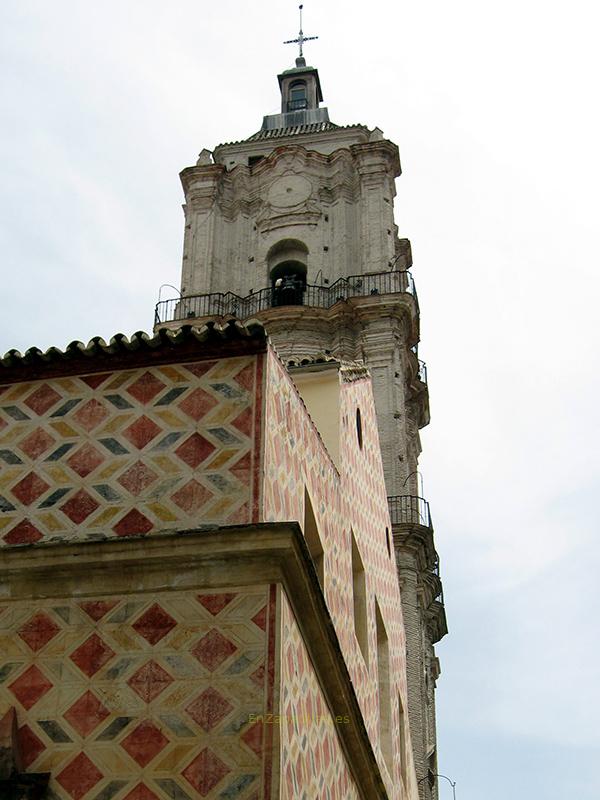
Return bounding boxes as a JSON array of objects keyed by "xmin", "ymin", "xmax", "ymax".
[{"xmin": 1, "ymin": 2, "xmax": 599, "ymax": 798}]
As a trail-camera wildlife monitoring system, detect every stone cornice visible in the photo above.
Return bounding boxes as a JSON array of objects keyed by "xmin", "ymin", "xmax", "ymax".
[
  {"xmin": 0, "ymin": 523, "xmax": 390, "ymax": 800},
  {"xmin": 350, "ymin": 140, "xmax": 401, "ymax": 179},
  {"xmin": 256, "ymin": 295, "xmax": 419, "ymax": 344},
  {"xmin": 179, "ymin": 163, "xmax": 226, "ymax": 195}
]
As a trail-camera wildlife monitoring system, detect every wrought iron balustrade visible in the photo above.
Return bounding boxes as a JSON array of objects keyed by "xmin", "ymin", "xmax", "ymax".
[
  {"xmin": 409, "ymin": 345, "xmax": 427, "ymax": 386},
  {"xmin": 287, "ymin": 98, "xmax": 309, "ymax": 111},
  {"xmin": 387, "ymin": 494, "xmax": 432, "ymax": 528},
  {"xmin": 155, "ymin": 270, "xmax": 418, "ymax": 325},
  {"xmin": 432, "ymin": 554, "xmax": 444, "ymax": 604}
]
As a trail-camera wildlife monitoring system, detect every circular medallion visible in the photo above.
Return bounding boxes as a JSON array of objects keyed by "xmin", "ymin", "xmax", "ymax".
[{"xmin": 268, "ymin": 175, "xmax": 312, "ymax": 208}]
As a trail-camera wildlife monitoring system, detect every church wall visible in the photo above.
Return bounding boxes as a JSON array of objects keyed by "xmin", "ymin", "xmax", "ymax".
[
  {"xmin": 0, "ymin": 583, "xmax": 278, "ymax": 799},
  {"xmin": 261, "ymin": 350, "xmax": 413, "ymax": 799},
  {"xmin": 290, "ymin": 369, "xmax": 341, "ymax": 467},
  {"xmin": 0, "ymin": 333, "xmax": 420, "ymax": 797},
  {"xmin": 278, "ymin": 589, "xmax": 360, "ymax": 800},
  {"xmin": 0, "ymin": 355, "xmax": 264, "ymax": 548}
]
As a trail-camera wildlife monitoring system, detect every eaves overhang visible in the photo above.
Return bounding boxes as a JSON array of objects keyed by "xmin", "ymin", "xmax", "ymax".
[{"xmin": 0, "ymin": 321, "xmax": 268, "ymax": 384}]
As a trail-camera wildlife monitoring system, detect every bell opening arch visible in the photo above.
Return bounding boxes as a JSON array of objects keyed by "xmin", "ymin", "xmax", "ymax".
[{"xmin": 267, "ymin": 239, "xmax": 309, "ymax": 307}]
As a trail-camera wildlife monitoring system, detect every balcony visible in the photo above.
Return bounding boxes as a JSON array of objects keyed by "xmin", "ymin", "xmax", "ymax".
[
  {"xmin": 388, "ymin": 494, "xmax": 431, "ymax": 528},
  {"xmin": 410, "ymin": 345, "xmax": 428, "ymax": 386},
  {"xmin": 390, "ymin": 495, "xmax": 447, "ymax": 640},
  {"xmin": 286, "ymin": 98, "xmax": 309, "ymax": 111},
  {"xmin": 427, "ymin": 555, "xmax": 448, "ymax": 642},
  {"xmin": 155, "ymin": 271, "xmax": 418, "ymax": 326}
]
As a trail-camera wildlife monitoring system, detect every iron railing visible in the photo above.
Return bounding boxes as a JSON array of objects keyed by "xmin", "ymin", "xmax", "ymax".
[
  {"xmin": 387, "ymin": 495, "xmax": 432, "ymax": 528},
  {"xmin": 390, "ymin": 496, "xmax": 443, "ymax": 606},
  {"xmin": 410, "ymin": 345, "xmax": 427, "ymax": 385},
  {"xmin": 287, "ymin": 98, "xmax": 309, "ymax": 111},
  {"xmin": 155, "ymin": 270, "xmax": 417, "ymax": 325},
  {"xmin": 432, "ymin": 554, "xmax": 444, "ymax": 603}
]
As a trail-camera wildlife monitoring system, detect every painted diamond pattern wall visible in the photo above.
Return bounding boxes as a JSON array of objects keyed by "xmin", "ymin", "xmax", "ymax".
[
  {"xmin": 0, "ymin": 356, "xmax": 263, "ymax": 546},
  {"xmin": 0, "ymin": 342, "xmax": 413, "ymax": 797},
  {"xmin": 262, "ymin": 353, "xmax": 409, "ymax": 796},
  {"xmin": 279, "ymin": 590, "xmax": 360, "ymax": 800},
  {"xmin": 0, "ymin": 585, "xmax": 276, "ymax": 800}
]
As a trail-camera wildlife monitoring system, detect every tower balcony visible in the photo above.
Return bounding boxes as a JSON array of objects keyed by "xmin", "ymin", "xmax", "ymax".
[
  {"xmin": 407, "ymin": 346, "xmax": 430, "ymax": 428},
  {"xmin": 155, "ymin": 270, "xmax": 419, "ymax": 328},
  {"xmin": 286, "ymin": 98, "xmax": 309, "ymax": 111},
  {"xmin": 389, "ymin": 494, "xmax": 447, "ymax": 642},
  {"xmin": 388, "ymin": 494, "xmax": 431, "ymax": 528}
]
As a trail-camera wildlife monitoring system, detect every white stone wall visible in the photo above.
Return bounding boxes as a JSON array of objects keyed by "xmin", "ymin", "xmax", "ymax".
[{"xmin": 179, "ymin": 136, "xmax": 401, "ymax": 299}]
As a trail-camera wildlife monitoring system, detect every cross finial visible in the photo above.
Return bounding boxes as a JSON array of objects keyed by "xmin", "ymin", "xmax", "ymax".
[{"xmin": 284, "ymin": 4, "xmax": 318, "ymax": 60}]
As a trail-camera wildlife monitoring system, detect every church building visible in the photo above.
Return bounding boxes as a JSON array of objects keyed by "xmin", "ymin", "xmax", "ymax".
[{"xmin": 0, "ymin": 20, "xmax": 446, "ymax": 800}]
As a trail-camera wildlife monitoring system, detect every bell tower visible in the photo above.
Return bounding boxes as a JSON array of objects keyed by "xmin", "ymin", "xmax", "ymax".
[{"xmin": 156, "ymin": 26, "xmax": 448, "ymax": 800}]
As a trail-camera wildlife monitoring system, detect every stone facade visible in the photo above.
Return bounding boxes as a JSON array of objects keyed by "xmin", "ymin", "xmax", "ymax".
[{"xmin": 179, "ymin": 136, "xmax": 401, "ymax": 299}]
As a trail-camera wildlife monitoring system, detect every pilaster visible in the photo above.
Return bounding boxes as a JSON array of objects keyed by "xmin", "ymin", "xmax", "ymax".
[{"xmin": 180, "ymin": 164, "xmax": 225, "ymax": 295}]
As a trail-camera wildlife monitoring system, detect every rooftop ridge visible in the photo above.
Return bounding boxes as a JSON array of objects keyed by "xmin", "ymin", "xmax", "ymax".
[{"xmin": 215, "ymin": 121, "xmax": 369, "ymax": 149}]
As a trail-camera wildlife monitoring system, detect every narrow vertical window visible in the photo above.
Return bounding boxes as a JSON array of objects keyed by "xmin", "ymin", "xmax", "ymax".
[
  {"xmin": 288, "ymin": 80, "xmax": 308, "ymax": 111},
  {"xmin": 351, "ymin": 530, "xmax": 368, "ymax": 664},
  {"xmin": 304, "ymin": 487, "xmax": 324, "ymax": 587},
  {"xmin": 356, "ymin": 407, "xmax": 363, "ymax": 449},
  {"xmin": 376, "ymin": 602, "xmax": 392, "ymax": 774},
  {"xmin": 398, "ymin": 693, "xmax": 408, "ymax": 791}
]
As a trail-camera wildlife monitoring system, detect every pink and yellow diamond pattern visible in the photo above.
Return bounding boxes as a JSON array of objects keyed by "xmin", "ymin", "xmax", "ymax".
[
  {"xmin": 0, "ymin": 586, "xmax": 275, "ymax": 799},
  {"xmin": 0, "ymin": 356, "xmax": 262, "ymax": 546}
]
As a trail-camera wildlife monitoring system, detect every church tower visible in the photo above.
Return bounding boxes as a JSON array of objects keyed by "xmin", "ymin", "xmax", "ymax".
[
  {"xmin": 0, "ymin": 13, "xmax": 447, "ymax": 800},
  {"xmin": 156, "ymin": 23, "xmax": 448, "ymax": 800}
]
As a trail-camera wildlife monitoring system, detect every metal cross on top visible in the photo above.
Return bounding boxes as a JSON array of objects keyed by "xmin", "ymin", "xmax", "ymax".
[{"xmin": 284, "ymin": 4, "xmax": 318, "ymax": 59}]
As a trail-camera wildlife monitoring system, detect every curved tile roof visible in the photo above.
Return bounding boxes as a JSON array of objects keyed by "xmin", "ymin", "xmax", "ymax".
[
  {"xmin": 0, "ymin": 321, "xmax": 267, "ymax": 379},
  {"xmin": 247, "ymin": 121, "xmax": 340, "ymax": 140},
  {"xmin": 215, "ymin": 122, "xmax": 369, "ymax": 149}
]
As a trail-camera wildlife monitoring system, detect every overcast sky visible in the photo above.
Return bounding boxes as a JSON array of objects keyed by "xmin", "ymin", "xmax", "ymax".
[{"xmin": 1, "ymin": 2, "xmax": 599, "ymax": 798}]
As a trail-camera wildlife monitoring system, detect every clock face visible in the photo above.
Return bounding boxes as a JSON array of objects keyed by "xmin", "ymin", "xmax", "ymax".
[{"xmin": 267, "ymin": 175, "xmax": 312, "ymax": 208}]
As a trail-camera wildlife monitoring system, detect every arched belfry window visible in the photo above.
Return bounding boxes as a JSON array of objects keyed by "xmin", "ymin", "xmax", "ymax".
[
  {"xmin": 288, "ymin": 80, "xmax": 308, "ymax": 111},
  {"xmin": 268, "ymin": 239, "xmax": 308, "ymax": 307}
]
